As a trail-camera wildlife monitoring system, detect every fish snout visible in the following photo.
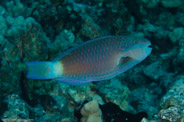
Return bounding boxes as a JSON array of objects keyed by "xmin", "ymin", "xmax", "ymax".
[
  {"xmin": 123, "ymin": 42, "xmax": 152, "ymax": 61},
  {"xmin": 145, "ymin": 43, "xmax": 152, "ymax": 56}
]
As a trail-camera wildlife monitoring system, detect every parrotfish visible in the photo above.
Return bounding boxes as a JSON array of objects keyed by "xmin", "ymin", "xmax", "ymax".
[{"xmin": 26, "ymin": 36, "xmax": 152, "ymax": 85}]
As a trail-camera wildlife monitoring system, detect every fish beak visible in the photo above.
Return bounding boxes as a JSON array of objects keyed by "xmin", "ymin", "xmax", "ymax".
[
  {"xmin": 120, "ymin": 41, "xmax": 152, "ymax": 61},
  {"xmin": 147, "ymin": 43, "xmax": 152, "ymax": 49},
  {"xmin": 146, "ymin": 41, "xmax": 152, "ymax": 48},
  {"xmin": 145, "ymin": 42, "xmax": 152, "ymax": 55}
]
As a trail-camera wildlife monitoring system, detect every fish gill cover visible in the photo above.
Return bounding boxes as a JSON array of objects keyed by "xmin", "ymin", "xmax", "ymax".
[{"xmin": 0, "ymin": 0, "xmax": 184, "ymax": 121}]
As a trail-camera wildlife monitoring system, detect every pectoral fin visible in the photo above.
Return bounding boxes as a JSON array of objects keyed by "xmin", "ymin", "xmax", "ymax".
[{"xmin": 116, "ymin": 56, "xmax": 140, "ymax": 74}]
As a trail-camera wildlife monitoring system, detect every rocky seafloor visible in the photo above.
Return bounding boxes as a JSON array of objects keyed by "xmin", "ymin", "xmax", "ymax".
[{"xmin": 0, "ymin": 0, "xmax": 184, "ymax": 121}]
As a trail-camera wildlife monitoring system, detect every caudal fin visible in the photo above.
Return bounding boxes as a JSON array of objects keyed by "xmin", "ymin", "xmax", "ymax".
[{"xmin": 26, "ymin": 61, "xmax": 63, "ymax": 79}]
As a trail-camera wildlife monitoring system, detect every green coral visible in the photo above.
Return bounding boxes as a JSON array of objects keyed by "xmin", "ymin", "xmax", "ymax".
[
  {"xmin": 160, "ymin": 0, "xmax": 183, "ymax": 8},
  {"xmin": 169, "ymin": 27, "xmax": 184, "ymax": 43}
]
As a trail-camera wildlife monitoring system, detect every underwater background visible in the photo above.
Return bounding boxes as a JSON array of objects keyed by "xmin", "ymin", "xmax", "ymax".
[{"xmin": 0, "ymin": 0, "xmax": 184, "ymax": 121}]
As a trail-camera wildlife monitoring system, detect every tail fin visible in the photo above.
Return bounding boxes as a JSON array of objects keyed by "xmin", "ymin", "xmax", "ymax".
[{"xmin": 26, "ymin": 61, "xmax": 63, "ymax": 79}]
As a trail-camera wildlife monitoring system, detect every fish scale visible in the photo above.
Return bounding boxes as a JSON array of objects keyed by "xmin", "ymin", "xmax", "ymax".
[{"xmin": 62, "ymin": 37, "xmax": 123, "ymax": 78}]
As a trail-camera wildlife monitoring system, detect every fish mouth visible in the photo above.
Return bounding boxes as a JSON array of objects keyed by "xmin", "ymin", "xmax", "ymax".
[
  {"xmin": 147, "ymin": 44, "xmax": 152, "ymax": 49},
  {"xmin": 145, "ymin": 42, "xmax": 152, "ymax": 55},
  {"xmin": 146, "ymin": 41, "xmax": 152, "ymax": 49}
]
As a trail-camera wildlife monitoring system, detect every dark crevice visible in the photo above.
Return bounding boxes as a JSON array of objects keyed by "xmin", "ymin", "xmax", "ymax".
[
  {"xmin": 0, "ymin": 97, "xmax": 8, "ymax": 116},
  {"xmin": 0, "ymin": 57, "xmax": 2, "ymax": 69},
  {"xmin": 123, "ymin": 0, "xmax": 144, "ymax": 24},
  {"xmin": 20, "ymin": 71, "xmax": 32, "ymax": 106},
  {"xmin": 39, "ymin": 95, "xmax": 57, "ymax": 111}
]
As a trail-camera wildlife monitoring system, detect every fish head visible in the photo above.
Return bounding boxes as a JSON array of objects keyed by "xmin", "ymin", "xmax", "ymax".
[
  {"xmin": 134, "ymin": 37, "xmax": 152, "ymax": 57},
  {"xmin": 120, "ymin": 37, "xmax": 152, "ymax": 61}
]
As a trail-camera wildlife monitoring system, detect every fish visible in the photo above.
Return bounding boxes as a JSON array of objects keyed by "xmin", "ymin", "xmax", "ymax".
[{"xmin": 26, "ymin": 36, "xmax": 152, "ymax": 85}]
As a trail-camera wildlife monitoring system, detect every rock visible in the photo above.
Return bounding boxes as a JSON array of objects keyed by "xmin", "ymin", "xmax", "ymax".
[
  {"xmin": 50, "ymin": 29, "xmax": 75, "ymax": 58},
  {"xmin": 143, "ymin": 61, "xmax": 167, "ymax": 80},
  {"xmin": 141, "ymin": 0, "xmax": 159, "ymax": 8},
  {"xmin": 177, "ymin": 39, "xmax": 184, "ymax": 63},
  {"xmin": 173, "ymin": 39, "xmax": 184, "ymax": 70},
  {"xmin": 80, "ymin": 15, "xmax": 101, "ymax": 39},
  {"xmin": 96, "ymin": 78, "xmax": 132, "ymax": 111},
  {"xmin": 0, "ymin": 15, "xmax": 51, "ymax": 117},
  {"xmin": 169, "ymin": 27, "xmax": 184, "ymax": 43},
  {"xmin": 129, "ymin": 87, "xmax": 159, "ymax": 118},
  {"xmin": 92, "ymin": 95, "xmax": 104, "ymax": 105},
  {"xmin": 161, "ymin": 0, "xmax": 183, "ymax": 8},
  {"xmin": 158, "ymin": 106, "xmax": 183, "ymax": 122},
  {"xmin": 80, "ymin": 100, "xmax": 102, "ymax": 122},
  {"xmin": 6, "ymin": 0, "xmax": 25, "ymax": 17},
  {"xmin": 0, "ymin": 6, "xmax": 6, "ymax": 15},
  {"xmin": 2, "ymin": 94, "xmax": 29, "ymax": 119},
  {"xmin": 0, "ymin": 16, "xmax": 7, "ymax": 35},
  {"xmin": 67, "ymin": 84, "xmax": 96, "ymax": 104},
  {"xmin": 159, "ymin": 76, "xmax": 184, "ymax": 121}
]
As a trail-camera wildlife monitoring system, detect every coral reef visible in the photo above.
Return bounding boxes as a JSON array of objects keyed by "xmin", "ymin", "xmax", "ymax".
[
  {"xmin": 49, "ymin": 29, "xmax": 76, "ymax": 58},
  {"xmin": 174, "ymin": 38, "xmax": 184, "ymax": 69},
  {"xmin": 96, "ymin": 78, "xmax": 133, "ymax": 112},
  {"xmin": 169, "ymin": 27, "xmax": 184, "ymax": 43},
  {"xmin": 0, "ymin": 14, "xmax": 50, "ymax": 110},
  {"xmin": 141, "ymin": 0, "xmax": 159, "ymax": 8},
  {"xmin": 0, "ymin": 0, "xmax": 184, "ymax": 121},
  {"xmin": 143, "ymin": 61, "xmax": 168, "ymax": 80},
  {"xmin": 158, "ymin": 76, "xmax": 184, "ymax": 122},
  {"xmin": 80, "ymin": 15, "xmax": 101, "ymax": 39},
  {"xmin": 160, "ymin": 0, "xmax": 183, "ymax": 8},
  {"xmin": 2, "ymin": 94, "xmax": 29, "ymax": 119}
]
